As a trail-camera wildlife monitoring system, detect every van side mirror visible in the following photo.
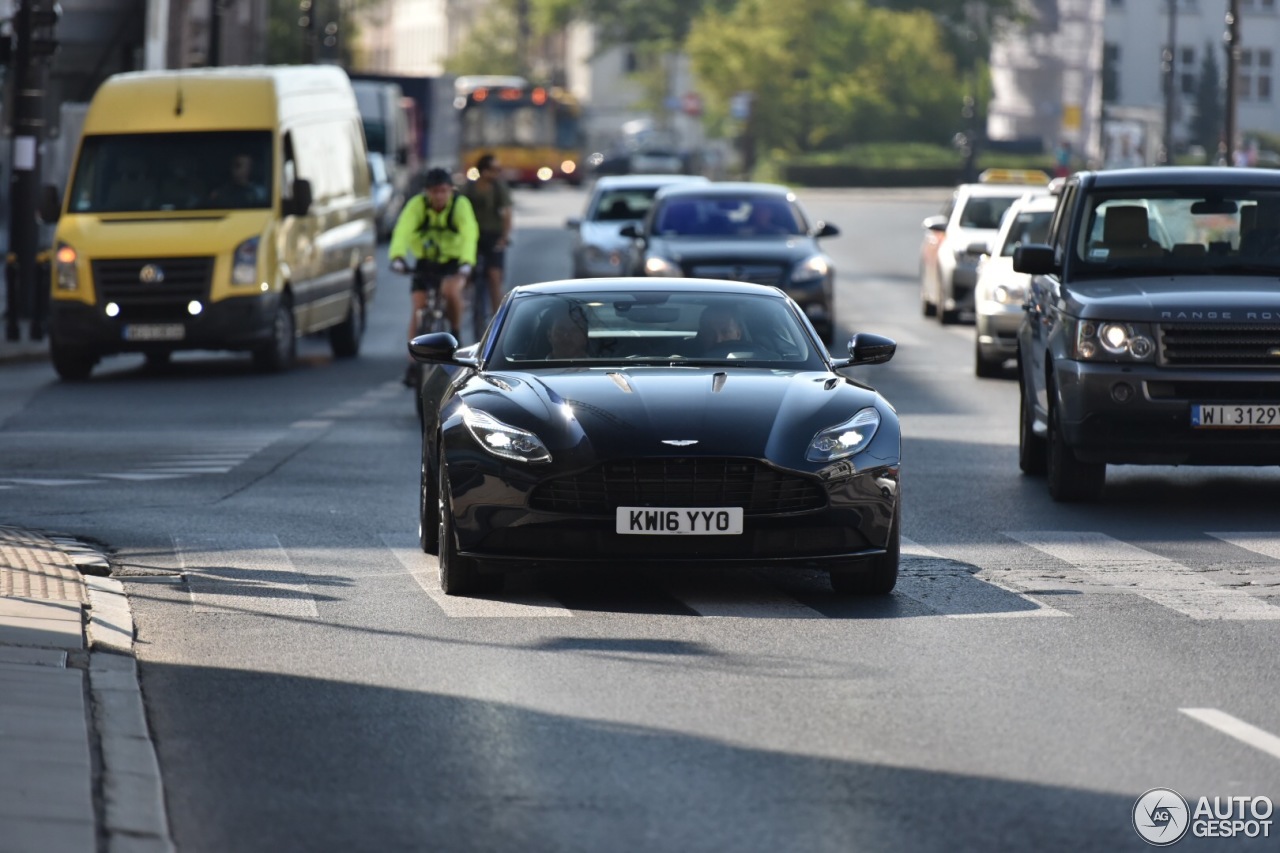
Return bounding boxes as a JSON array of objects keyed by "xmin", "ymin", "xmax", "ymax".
[
  {"xmin": 38, "ymin": 184, "xmax": 61, "ymax": 223},
  {"xmin": 289, "ymin": 178, "xmax": 313, "ymax": 216},
  {"xmin": 1013, "ymin": 244, "xmax": 1056, "ymax": 275}
]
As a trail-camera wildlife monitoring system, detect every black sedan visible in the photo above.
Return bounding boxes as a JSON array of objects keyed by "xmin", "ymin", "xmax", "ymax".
[
  {"xmin": 620, "ymin": 183, "xmax": 840, "ymax": 343},
  {"xmin": 410, "ymin": 279, "xmax": 901, "ymax": 597}
]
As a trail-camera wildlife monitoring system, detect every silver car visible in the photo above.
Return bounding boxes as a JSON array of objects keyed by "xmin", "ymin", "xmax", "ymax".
[
  {"xmin": 973, "ymin": 191, "xmax": 1055, "ymax": 377},
  {"xmin": 567, "ymin": 174, "xmax": 708, "ymax": 278}
]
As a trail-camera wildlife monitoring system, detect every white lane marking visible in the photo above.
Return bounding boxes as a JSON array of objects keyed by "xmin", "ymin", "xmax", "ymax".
[
  {"xmin": 175, "ymin": 534, "xmax": 320, "ymax": 618},
  {"xmin": 898, "ymin": 537, "xmax": 1070, "ymax": 618},
  {"xmin": 134, "ymin": 466, "xmax": 235, "ymax": 474},
  {"xmin": 1181, "ymin": 708, "xmax": 1280, "ymax": 761},
  {"xmin": 1005, "ymin": 531, "xmax": 1280, "ymax": 620},
  {"xmin": 96, "ymin": 473, "xmax": 189, "ymax": 481},
  {"xmin": 664, "ymin": 578, "xmax": 826, "ymax": 619},
  {"xmin": 0, "ymin": 477, "xmax": 102, "ymax": 487},
  {"xmin": 381, "ymin": 533, "xmax": 573, "ymax": 618},
  {"xmin": 291, "ymin": 420, "xmax": 333, "ymax": 429}
]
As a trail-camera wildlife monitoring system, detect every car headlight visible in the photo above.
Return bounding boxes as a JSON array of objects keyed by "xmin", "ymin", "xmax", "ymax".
[
  {"xmin": 993, "ymin": 283, "xmax": 1026, "ymax": 305},
  {"xmin": 232, "ymin": 236, "xmax": 260, "ymax": 285},
  {"xmin": 806, "ymin": 407, "xmax": 881, "ymax": 462},
  {"xmin": 1072, "ymin": 319, "xmax": 1156, "ymax": 361},
  {"xmin": 644, "ymin": 256, "xmax": 682, "ymax": 276},
  {"xmin": 584, "ymin": 246, "xmax": 611, "ymax": 264},
  {"xmin": 791, "ymin": 255, "xmax": 830, "ymax": 282},
  {"xmin": 54, "ymin": 243, "xmax": 78, "ymax": 291},
  {"xmin": 462, "ymin": 407, "xmax": 552, "ymax": 464}
]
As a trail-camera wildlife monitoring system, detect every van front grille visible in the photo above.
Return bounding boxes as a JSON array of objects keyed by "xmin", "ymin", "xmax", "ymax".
[{"xmin": 92, "ymin": 257, "xmax": 214, "ymax": 322}]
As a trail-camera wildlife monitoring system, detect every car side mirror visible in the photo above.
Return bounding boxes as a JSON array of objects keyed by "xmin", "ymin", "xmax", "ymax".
[
  {"xmin": 288, "ymin": 178, "xmax": 313, "ymax": 217},
  {"xmin": 814, "ymin": 221, "xmax": 839, "ymax": 238},
  {"xmin": 38, "ymin": 184, "xmax": 62, "ymax": 223},
  {"xmin": 923, "ymin": 214, "xmax": 948, "ymax": 232},
  {"xmin": 1013, "ymin": 244, "xmax": 1056, "ymax": 275},
  {"xmin": 966, "ymin": 240, "xmax": 991, "ymax": 256},
  {"xmin": 566, "ymin": 217, "xmax": 581, "ymax": 229},
  {"xmin": 847, "ymin": 333, "xmax": 896, "ymax": 366},
  {"xmin": 619, "ymin": 223, "xmax": 640, "ymax": 239},
  {"xmin": 409, "ymin": 331, "xmax": 461, "ymax": 364}
]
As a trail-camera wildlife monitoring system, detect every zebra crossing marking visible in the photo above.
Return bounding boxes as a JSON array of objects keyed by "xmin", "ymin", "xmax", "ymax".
[
  {"xmin": 662, "ymin": 577, "xmax": 827, "ymax": 619},
  {"xmin": 381, "ymin": 533, "xmax": 574, "ymax": 618},
  {"xmin": 1004, "ymin": 531, "xmax": 1280, "ymax": 621},
  {"xmin": 1181, "ymin": 708, "xmax": 1280, "ymax": 761},
  {"xmin": 175, "ymin": 534, "xmax": 320, "ymax": 618},
  {"xmin": 899, "ymin": 537, "xmax": 1071, "ymax": 618}
]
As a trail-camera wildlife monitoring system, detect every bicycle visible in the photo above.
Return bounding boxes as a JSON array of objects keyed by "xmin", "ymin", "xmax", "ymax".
[{"xmin": 393, "ymin": 259, "xmax": 453, "ymax": 418}]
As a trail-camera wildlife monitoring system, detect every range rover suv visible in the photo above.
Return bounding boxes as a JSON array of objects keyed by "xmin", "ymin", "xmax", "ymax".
[{"xmin": 1014, "ymin": 167, "xmax": 1280, "ymax": 502}]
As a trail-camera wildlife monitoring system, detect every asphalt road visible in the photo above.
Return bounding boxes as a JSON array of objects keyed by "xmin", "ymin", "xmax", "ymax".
[{"xmin": 1, "ymin": 185, "xmax": 1277, "ymax": 852}]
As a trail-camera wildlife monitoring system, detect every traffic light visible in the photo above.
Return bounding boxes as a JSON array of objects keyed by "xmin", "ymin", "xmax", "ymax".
[{"xmin": 27, "ymin": 2, "xmax": 61, "ymax": 58}]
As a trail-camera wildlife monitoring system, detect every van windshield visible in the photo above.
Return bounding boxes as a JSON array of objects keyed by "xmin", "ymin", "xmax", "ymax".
[{"xmin": 69, "ymin": 131, "xmax": 273, "ymax": 213}]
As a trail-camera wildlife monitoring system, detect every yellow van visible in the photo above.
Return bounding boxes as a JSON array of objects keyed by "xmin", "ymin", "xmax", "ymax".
[{"xmin": 43, "ymin": 65, "xmax": 378, "ymax": 379}]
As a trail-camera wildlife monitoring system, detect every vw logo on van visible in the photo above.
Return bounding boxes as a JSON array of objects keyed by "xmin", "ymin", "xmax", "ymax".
[{"xmin": 139, "ymin": 264, "xmax": 165, "ymax": 284}]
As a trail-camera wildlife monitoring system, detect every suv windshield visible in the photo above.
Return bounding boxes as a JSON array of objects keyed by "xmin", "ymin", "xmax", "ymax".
[
  {"xmin": 1074, "ymin": 188, "xmax": 1280, "ymax": 275},
  {"xmin": 489, "ymin": 291, "xmax": 824, "ymax": 369},
  {"xmin": 70, "ymin": 131, "xmax": 274, "ymax": 213}
]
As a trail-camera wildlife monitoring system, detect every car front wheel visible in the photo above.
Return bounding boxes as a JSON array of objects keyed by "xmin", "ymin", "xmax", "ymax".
[
  {"xmin": 1018, "ymin": 367, "xmax": 1047, "ymax": 475},
  {"xmin": 1046, "ymin": 392, "xmax": 1105, "ymax": 502},
  {"xmin": 438, "ymin": 462, "xmax": 503, "ymax": 596},
  {"xmin": 830, "ymin": 501, "xmax": 900, "ymax": 595}
]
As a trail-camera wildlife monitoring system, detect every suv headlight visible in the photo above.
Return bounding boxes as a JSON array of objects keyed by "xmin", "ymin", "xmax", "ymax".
[
  {"xmin": 644, "ymin": 256, "xmax": 682, "ymax": 276},
  {"xmin": 791, "ymin": 255, "xmax": 830, "ymax": 282},
  {"xmin": 54, "ymin": 243, "xmax": 78, "ymax": 291},
  {"xmin": 807, "ymin": 407, "xmax": 881, "ymax": 462},
  {"xmin": 1072, "ymin": 319, "xmax": 1156, "ymax": 361},
  {"xmin": 232, "ymin": 236, "xmax": 260, "ymax": 285},
  {"xmin": 462, "ymin": 408, "xmax": 552, "ymax": 464}
]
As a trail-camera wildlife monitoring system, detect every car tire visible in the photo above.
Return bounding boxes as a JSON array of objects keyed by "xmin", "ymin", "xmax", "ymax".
[
  {"xmin": 830, "ymin": 501, "xmax": 900, "ymax": 595},
  {"xmin": 51, "ymin": 343, "xmax": 96, "ymax": 381},
  {"xmin": 1046, "ymin": 391, "xmax": 1106, "ymax": 502},
  {"xmin": 419, "ymin": 435, "xmax": 440, "ymax": 555},
  {"xmin": 1018, "ymin": 372, "xmax": 1047, "ymax": 475},
  {"xmin": 252, "ymin": 294, "xmax": 296, "ymax": 372},
  {"xmin": 329, "ymin": 281, "xmax": 364, "ymax": 359},
  {"xmin": 974, "ymin": 340, "xmax": 1004, "ymax": 378},
  {"xmin": 438, "ymin": 462, "xmax": 503, "ymax": 596},
  {"xmin": 939, "ymin": 305, "xmax": 960, "ymax": 325}
]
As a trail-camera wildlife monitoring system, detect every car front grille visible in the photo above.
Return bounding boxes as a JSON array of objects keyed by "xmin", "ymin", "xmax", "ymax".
[
  {"xmin": 1160, "ymin": 324, "xmax": 1280, "ymax": 368},
  {"xmin": 529, "ymin": 458, "xmax": 827, "ymax": 516},
  {"xmin": 687, "ymin": 263, "xmax": 786, "ymax": 286},
  {"xmin": 91, "ymin": 257, "xmax": 214, "ymax": 322}
]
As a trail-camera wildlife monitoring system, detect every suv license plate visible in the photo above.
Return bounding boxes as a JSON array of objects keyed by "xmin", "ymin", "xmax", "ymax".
[
  {"xmin": 1192, "ymin": 404, "xmax": 1280, "ymax": 428},
  {"xmin": 617, "ymin": 507, "xmax": 743, "ymax": 535},
  {"xmin": 123, "ymin": 324, "xmax": 185, "ymax": 342}
]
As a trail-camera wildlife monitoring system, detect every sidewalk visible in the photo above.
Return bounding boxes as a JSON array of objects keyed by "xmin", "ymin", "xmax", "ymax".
[
  {"xmin": 0, "ymin": 329, "xmax": 48, "ymax": 364},
  {"xmin": 0, "ymin": 526, "xmax": 172, "ymax": 853}
]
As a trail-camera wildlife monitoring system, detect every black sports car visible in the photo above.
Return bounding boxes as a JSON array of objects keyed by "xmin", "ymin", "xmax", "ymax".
[
  {"xmin": 410, "ymin": 279, "xmax": 901, "ymax": 597},
  {"xmin": 620, "ymin": 183, "xmax": 839, "ymax": 342}
]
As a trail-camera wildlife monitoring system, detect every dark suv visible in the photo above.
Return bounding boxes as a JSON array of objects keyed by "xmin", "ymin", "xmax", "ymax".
[{"xmin": 1014, "ymin": 167, "xmax": 1280, "ymax": 501}]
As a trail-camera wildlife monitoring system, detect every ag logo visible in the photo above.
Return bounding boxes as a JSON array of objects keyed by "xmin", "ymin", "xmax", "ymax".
[
  {"xmin": 1133, "ymin": 788, "xmax": 1190, "ymax": 846},
  {"xmin": 139, "ymin": 264, "xmax": 165, "ymax": 284}
]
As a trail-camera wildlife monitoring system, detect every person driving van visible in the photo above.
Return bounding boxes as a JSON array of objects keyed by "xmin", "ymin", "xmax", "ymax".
[{"xmin": 209, "ymin": 153, "xmax": 268, "ymax": 207}]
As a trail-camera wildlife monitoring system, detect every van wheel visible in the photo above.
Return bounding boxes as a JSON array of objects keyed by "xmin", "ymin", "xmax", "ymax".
[
  {"xmin": 51, "ymin": 343, "xmax": 96, "ymax": 381},
  {"xmin": 329, "ymin": 281, "xmax": 364, "ymax": 358},
  {"xmin": 252, "ymin": 295, "xmax": 296, "ymax": 372}
]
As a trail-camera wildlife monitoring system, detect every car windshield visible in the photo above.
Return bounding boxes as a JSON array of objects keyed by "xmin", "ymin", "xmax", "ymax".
[
  {"xmin": 1074, "ymin": 188, "xmax": 1280, "ymax": 275},
  {"xmin": 489, "ymin": 291, "xmax": 825, "ymax": 369},
  {"xmin": 1000, "ymin": 209, "xmax": 1053, "ymax": 257},
  {"xmin": 959, "ymin": 195, "xmax": 1019, "ymax": 229},
  {"xmin": 652, "ymin": 195, "xmax": 806, "ymax": 237},
  {"xmin": 589, "ymin": 188, "xmax": 659, "ymax": 222},
  {"xmin": 69, "ymin": 131, "xmax": 274, "ymax": 213}
]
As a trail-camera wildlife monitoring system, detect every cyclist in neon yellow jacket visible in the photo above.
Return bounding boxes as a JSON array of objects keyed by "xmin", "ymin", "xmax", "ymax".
[{"xmin": 389, "ymin": 168, "xmax": 480, "ymax": 345}]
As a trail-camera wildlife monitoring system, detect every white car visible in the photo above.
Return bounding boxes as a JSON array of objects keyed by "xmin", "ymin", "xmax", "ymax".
[
  {"xmin": 920, "ymin": 175, "xmax": 1049, "ymax": 324},
  {"xmin": 973, "ymin": 192, "xmax": 1056, "ymax": 377},
  {"xmin": 566, "ymin": 174, "xmax": 708, "ymax": 278}
]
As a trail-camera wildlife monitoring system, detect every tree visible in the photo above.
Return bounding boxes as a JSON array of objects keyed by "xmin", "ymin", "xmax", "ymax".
[
  {"xmin": 266, "ymin": 0, "xmax": 381, "ymax": 66},
  {"xmin": 1188, "ymin": 42, "xmax": 1223, "ymax": 158},
  {"xmin": 687, "ymin": 0, "xmax": 966, "ymax": 154},
  {"xmin": 446, "ymin": 0, "xmax": 525, "ymax": 77}
]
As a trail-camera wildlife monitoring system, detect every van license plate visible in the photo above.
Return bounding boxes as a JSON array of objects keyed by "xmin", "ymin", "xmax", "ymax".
[
  {"xmin": 124, "ymin": 324, "xmax": 185, "ymax": 342},
  {"xmin": 1192, "ymin": 404, "xmax": 1280, "ymax": 428},
  {"xmin": 617, "ymin": 507, "xmax": 743, "ymax": 535}
]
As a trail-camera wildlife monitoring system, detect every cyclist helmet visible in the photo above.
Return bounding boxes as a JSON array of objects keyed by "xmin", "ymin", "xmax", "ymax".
[{"xmin": 423, "ymin": 167, "xmax": 453, "ymax": 188}]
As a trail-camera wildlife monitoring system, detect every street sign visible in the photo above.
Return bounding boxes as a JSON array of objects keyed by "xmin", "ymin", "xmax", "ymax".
[
  {"xmin": 681, "ymin": 92, "xmax": 702, "ymax": 117},
  {"xmin": 730, "ymin": 92, "xmax": 752, "ymax": 121}
]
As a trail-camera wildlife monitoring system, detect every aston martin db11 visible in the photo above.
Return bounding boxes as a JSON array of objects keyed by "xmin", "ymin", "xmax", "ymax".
[{"xmin": 410, "ymin": 279, "xmax": 901, "ymax": 596}]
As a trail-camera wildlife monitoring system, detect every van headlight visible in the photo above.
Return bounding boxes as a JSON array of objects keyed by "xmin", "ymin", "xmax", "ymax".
[
  {"xmin": 807, "ymin": 407, "xmax": 881, "ymax": 462},
  {"xmin": 232, "ymin": 237, "xmax": 260, "ymax": 285},
  {"xmin": 1072, "ymin": 319, "xmax": 1156, "ymax": 361},
  {"xmin": 463, "ymin": 408, "xmax": 552, "ymax": 464},
  {"xmin": 54, "ymin": 243, "xmax": 78, "ymax": 291}
]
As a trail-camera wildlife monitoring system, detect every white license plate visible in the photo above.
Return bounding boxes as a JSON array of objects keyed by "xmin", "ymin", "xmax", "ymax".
[
  {"xmin": 616, "ymin": 506, "xmax": 743, "ymax": 535},
  {"xmin": 123, "ymin": 323, "xmax": 185, "ymax": 342},
  {"xmin": 1192, "ymin": 404, "xmax": 1280, "ymax": 428}
]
